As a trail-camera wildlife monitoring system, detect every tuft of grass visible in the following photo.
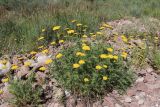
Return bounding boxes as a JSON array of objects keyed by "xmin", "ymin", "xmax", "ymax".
[
  {"xmin": 0, "ymin": 0, "xmax": 160, "ymax": 54},
  {"xmin": 8, "ymin": 73, "xmax": 43, "ymax": 107}
]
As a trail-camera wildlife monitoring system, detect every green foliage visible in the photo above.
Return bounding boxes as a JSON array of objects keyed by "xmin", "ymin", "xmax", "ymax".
[
  {"xmin": 150, "ymin": 49, "xmax": 160, "ymax": 70},
  {"xmin": 51, "ymin": 42, "xmax": 134, "ymax": 98},
  {"xmin": 8, "ymin": 73, "xmax": 43, "ymax": 106},
  {"xmin": 0, "ymin": 0, "xmax": 160, "ymax": 54}
]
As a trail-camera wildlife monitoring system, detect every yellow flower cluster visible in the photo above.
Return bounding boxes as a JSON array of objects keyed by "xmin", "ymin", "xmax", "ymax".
[
  {"xmin": 56, "ymin": 53, "xmax": 63, "ymax": 59},
  {"xmin": 76, "ymin": 52, "xmax": 86, "ymax": 56}
]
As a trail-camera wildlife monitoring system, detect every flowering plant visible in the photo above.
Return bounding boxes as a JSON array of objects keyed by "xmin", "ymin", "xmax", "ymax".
[{"xmin": 51, "ymin": 42, "xmax": 134, "ymax": 98}]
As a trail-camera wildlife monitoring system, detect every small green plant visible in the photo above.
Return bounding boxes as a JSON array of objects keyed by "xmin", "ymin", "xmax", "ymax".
[
  {"xmin": 8, "ymin": 73, "xmax": 43, "ymax": 107},
  {"xmin": 51, "ymin": 41, "xmax": 134, "ymax": 98},
  {"xmin": 151, "ymin": 49, "xmax": 160, "ymax": 70}
]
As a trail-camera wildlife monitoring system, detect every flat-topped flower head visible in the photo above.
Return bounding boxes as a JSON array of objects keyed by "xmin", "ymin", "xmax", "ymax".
[
  {"xmin": 121, "ymin": 52, "xmax": 128, "ymax": 59},
  {"xmin": 84, "ymin": 78, "xmax": 89, "ymax": 82},
  {"xmin": 103, "ymin": 65, "xmax": 108, "ymax": 68},
  {"xmin": 30, "ymin": 51, "xmax": 37, "ymax": 55},
  {"xmin": 99, "ymin": 27, "xmax": 105, "ymax": 30},
  {"xmin": 59, "ymin": 40, "xmax": 64, "ymax": 44},
  {"xmin": 103, "ymin": 76, "xmax": 108, "ymax": 81},
  {"xmin": 107, "ymin": 48, "xmax": 113, "ymax": 52},
  {"xmin": 0, "ymin": 90, "xmax": 3, "ymax": 94},
  {"xmin": 113, "ymin": 55, "xmax": 118, "ymax": 60},
  {"xmin": 67, "ymin": 30, "xmax": 75, "ymax": 34},
  {"xmin": 100, "ymin": 54, "xmax": 108, "ymax": 59},
  {"xmin": 38, "ymin": 36, "xmax": 44, "ymax": 41},
  {"xmin": 53, "ymin": 26, "xmax": 61, "ymax": 31},
  {"xmin": 42, "ymin": 29, "xmax": 45, "ymax": 32},
  {"xmin": 1, "ymin": 78, "xmax": 9, "ymax": 83},
  {"xmin": 82, "ymin": 45, "xmax": 90, "ymax": 51},
  {"xmin": 24, "ymin": 61, "xmax": 32, "ymax": 66},
  {"xmin": 56, "ymin": 53, "xmax": 63, "ymax": 59},
  {"xmin": 42, "ymin": 49, "xmax": 49, "ymax": 54},
  {"xmin": 51, "ymin": 41, "xmax": 56, "ymax": 45},
  {"xmin": 45, "ymin": 59, "xmax": 53, "ymax": 64},
  {"xmin": 82, "ymin": 35, "xmax": 87, "ymax": 38},
  {"xmin": 77, "ymin": 23, "xmax": 82, "ymax": 26},
  {"xmin": 96, "ymin": 32, "xmax": 103, "ymax": 35},
  {"xmin": 121, "ymin": 35, "xmax": 128, "ymax": 43},
  {"xmin": 73, "ymin": 63, "xmax": 80, "ymax": 69},
  {"xmin": 96, "ymin": 65, "xmax": 102, "ymax": 70},
  {"xmin": 71, "ymin": 20, "xmax": 77, "ymax": 23},
  {"xmin": 38, "ymin": 46, "xmax": 44, "ymax": 49},
  {"xmin": 76, "ymin": 52, "xmax": 86, "ymax": 56},
  {"xmin": 11, "ymin": 65, "xmax": 18, "ymax": 70},
  {"xmin": 78, "ymin": 60, "xmax": 85, "ymax": 65},
  {"xmin": 39, "ymin": 66, "xmax": 46, "ymax": 71}
]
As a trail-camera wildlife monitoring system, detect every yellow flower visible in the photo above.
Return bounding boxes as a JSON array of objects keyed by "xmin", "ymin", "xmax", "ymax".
[
  {"xmin": 1, "ymin": 60, "xmax": 7, "ymax": 64},
  {"xmin": 84, "ymin": 78, "xmax": 89, "ymax": 82},
  {"xmin": 107, "ymin": 54, "xmax": 114, "ymax": 59},
  {"xmin": 53, "ymin": 26, "xmax": 61, "ymax": 31},
  {"xmin": 82, "ymin": 39, "xmax": 87, "ymax": 42},
  {"xmin": 96, "ymin": 65, "xmax": 102, "ymax": 70},
  {"xmin": 103, "ymin": 65, "xmax": 108, "ymax": 68},
  {"xmin": 30, "ymin": 51, "xmax": 37, "ymax": 55},
  {"xmin": 67, "ymin": 30, "xmax": 75, "ymax": 34},
  {"xmin": 38, "ymin": 46, "xmax": 44, "ymax": 49},
  {"xmin": 39, "ymin": 66, "xmax": 46, "ymax": 71},
  {"xmin": 102, "ymin": 23, "xmax": 113, "ymax": 29},
  {"xmin": 51, "ymin": 41, "xmax": 56, "ymax": 45},
  {"xmin": 42, "ymin": 49, "xmax": 49, "ymax": 54},
  {"xmin": 76, "ymin": 52, "xmax": 86, "ymax": 56},
  {"xmin": 113, "ymin": 55, "xmax": 118, "ymax": 60},
  {"xmin": 78, "ymin": 60, "xmax": 85, "ymax": 65},
  {"xmin": 103, "ymin": 76, "xmax": 108, "ymax": 81},
  {"xmin": 59, "ymin": 40, "xmax": 64, "ymax": 44},
  {"xmin": 56, "ymin": 53, "xmax": 63, "ymax": 59},
  {"xmin": 96, "ymin": 32, "xmax": 103, "ymax": 35},
  {"xmin": 71, "ymin": 20, "xmax": 77, "ymax": 23},
  {"xmin": 11, "ymin": 65, "xmax": 18, "ymax": 70},
  {"xmin": 121, "ymin": 52, "xmax": 128, "ymax": 59},
  {"xmin": 0, "ymin": 90, "xmax": 3, "ymax": 94},
  {"xmin": 24, "ymin": 61, "xmax": 32, "ymax": 66},
  {"xmin": 1, "ymin": 78, "xmax": 9, "ymax": 83},
  {"xmin": 38, "ymin": 36, "xmax": 44, "ymax": 41},
  {"xmin": 77, "ymin": 23, "xmax": 82, "ymax": 26},
  {"xmin": 100, "ymin": 54, "xmax": 108, "ymax": 59},
  {"xmin": 42, "ymin": 29, "xmax": 45, "ymax": 32},
  {"xmin": 99, "ymin": 27, "xmax": 105, "ymax": 30},
  {"xmin": 121, "ymin": 35, "xmax": 128, "ymax": 43},
  {"xmin": 82, "ymin": 35, "xmax": 87, "ymax": 38},
  {"xmin": 73, "ymin": 63, "xmax": 80, "ymax": 69},
  {"xmin": 45, "ymin": 59, "xmax": 53, "ymax": 64},
  {"xmin": 107, "ymin": 48, "xmax": 113, "ymax": 52},
  {"xmin": 82, "ymin": 45, "xmax": 90, "ymax": 51},
  {"xmin": 90, "ymin": 33, "xmax": 94, "ymax": 35}
]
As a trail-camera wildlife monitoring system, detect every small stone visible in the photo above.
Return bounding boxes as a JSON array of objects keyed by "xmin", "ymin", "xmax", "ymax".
[
  {"xmin": 115, "ymin": 103, "xmax": 122, "ymax": 107},
  {"xmin": 76, "ymin": 101, "xmax": 87, "ymax": 107},
  {"xmin": 136, "ymin": 82, "xmax": 148, "ymax": 92},
  {"xmin": 144, "ymin": 74, "xmax": 156, "ymax": 83},
  {"xmin": 66, "ymin": 96, "xmax": 76, "ymax": 107},
  {"xmin": 136, "ymin": 77, "xmax": 144, "ymax": 83},
  {"xmin": 138, "ymin": 99, "xmax": 144, "ymax": 105},
  {"xmin": 93, "ymin": 101, "xmax": 102, "ymax": 107},
  {"xmin": 47, "ymin": 102, "xmax": 64, "ymax": 107},
  {"xmin": 102, "ymin": 97, "xmax": 115, "ymax": 107},
  {"xmin": 127, "ymin": 89, "xmax": 136, "ymax": 96},
  {"xmin": 124, "ymin": 96, "xmax": 132, "ymax": 103}
]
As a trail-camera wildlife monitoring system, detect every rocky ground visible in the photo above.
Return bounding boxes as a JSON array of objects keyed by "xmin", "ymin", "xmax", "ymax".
[{"xmin": 0, "ymin": 18, "xmax": 160, "ymax": 107}]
